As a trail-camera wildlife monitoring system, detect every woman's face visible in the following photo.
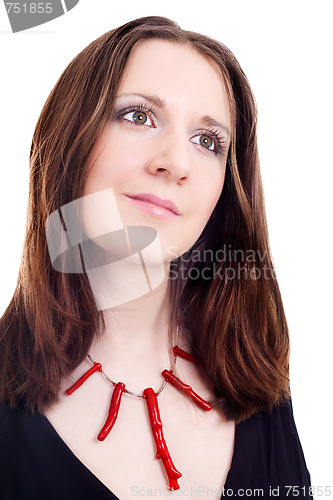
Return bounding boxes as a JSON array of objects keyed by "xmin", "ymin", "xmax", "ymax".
[{"xmin": 83, "ymin": 39, "xmax": 231, "ymax": 261}]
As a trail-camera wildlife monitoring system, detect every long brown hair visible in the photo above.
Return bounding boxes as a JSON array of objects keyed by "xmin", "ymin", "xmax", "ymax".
[{"xmin": 0, "ymin": 16, "xmax": 290, "ymax": 422}]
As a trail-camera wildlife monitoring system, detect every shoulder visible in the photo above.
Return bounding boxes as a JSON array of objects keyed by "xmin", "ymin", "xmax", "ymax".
[
  {"xmin": 0, "ymin": 402, "xmax": 37, "ymax": 498},
  {"xmin": 227, "ymin": 398, "xmax": 311, "ymax": 495},
  {"xmin": 0, "ymin": 401, "xmax": 40, "ymax": 465},
  {"xmin": 0, "ymin": 401, "xmax": 28, "ymax": 444},
  {"xmin": 0, "ymin": 400, "xmax": 36, "ymax": 431},
  {"xmin": 245, "ymin": 397, "xmax": 301, "ymax": 438},
  {"xmin": 0, "ymin": 402, "xmax": 117, "ymax": 499},
  {"xmin": 241, "ymin": 398, "xmax": 309, "ymax": 465},
  {"xmin": 255, "ymin": 398, "xmax": 307, "ymax": 462}
]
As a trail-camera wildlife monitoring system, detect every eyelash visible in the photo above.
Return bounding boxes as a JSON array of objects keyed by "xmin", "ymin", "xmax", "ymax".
[
  {"xmin": 115, "ymin": 103, "xmax": 227, "ymax": 157},
  {"xmin": 194, "ymin": 128, "xmax": 227, "ymax": 157},
  {"xmin": 116, "ymin": 102, "xmax": 156, "ymax": 126}
]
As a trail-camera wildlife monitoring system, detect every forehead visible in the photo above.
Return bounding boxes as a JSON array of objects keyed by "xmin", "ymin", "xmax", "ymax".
[{"xmin": 118, "ymin": 39, "xmax": 230, "ymax": 126}]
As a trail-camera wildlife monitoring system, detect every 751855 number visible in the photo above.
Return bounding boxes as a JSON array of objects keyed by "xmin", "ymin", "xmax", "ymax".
[{"xmin": 5, "ymin": 3, "xmax": 53, "ymax": 14}]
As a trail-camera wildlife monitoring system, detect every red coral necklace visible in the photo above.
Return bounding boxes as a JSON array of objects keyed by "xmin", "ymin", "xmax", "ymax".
[{"xmin": 65, "ymin": 325, "xmax": 212, "ymax": 491}]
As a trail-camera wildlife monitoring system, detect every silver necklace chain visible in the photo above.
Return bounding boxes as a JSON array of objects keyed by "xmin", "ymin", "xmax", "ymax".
[{"xmin": 86, "ymin": 324, "xmax": 180, "ymax": 399}]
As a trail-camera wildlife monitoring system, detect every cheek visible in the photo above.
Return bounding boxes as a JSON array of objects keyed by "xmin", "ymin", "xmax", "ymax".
[
  {"xmin": 198, "ymin": 168, "xmax": 225, "ymax": 221},
  {"xmin": 180, "ymin": 173, "xmax": 224, "ymax": 255},
  {"xmin": 83, "ymin": 136, "xmax": 137, "ymax": 195}
]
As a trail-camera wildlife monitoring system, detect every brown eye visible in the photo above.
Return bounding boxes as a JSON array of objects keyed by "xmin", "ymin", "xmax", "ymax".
[
  {"xmin": 190, "ymin": 132, "xmax": 223, "ymax": 156},
  {"xmin": 122, "ymin": 108, "xmax": 153, "ymax": 127},
  {"xmin": 199, "ymin": 135, "xmax": 213, "ymax": 150},
  {"xmin": 133, "ymin": 111, "xmax": 147, "ymax": 124}
]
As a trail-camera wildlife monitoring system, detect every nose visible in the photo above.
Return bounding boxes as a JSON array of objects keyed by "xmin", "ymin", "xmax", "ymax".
[{"xmin": 146, "ymin": 128, "xmax": 191, "ymax": 183}]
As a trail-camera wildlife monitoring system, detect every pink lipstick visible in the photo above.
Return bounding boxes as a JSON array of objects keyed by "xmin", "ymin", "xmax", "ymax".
[{"xmin": 125, "ymin": 193, "xmax": 180, "ymax": 220}]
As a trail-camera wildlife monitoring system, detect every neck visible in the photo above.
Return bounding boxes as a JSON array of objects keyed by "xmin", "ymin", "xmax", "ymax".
[
  {"xmin": 88, "ymin": 269, "xmax": 176, "ymax": 387},
  {"xmin": 99, "ymin": 275, "xmax": 172, "ymax": 345}
]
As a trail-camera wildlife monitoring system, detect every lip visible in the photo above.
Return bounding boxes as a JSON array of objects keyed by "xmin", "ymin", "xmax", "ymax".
[{"xmin": 125, "ymin": 193, "xmax": 180, "ymax": 220}]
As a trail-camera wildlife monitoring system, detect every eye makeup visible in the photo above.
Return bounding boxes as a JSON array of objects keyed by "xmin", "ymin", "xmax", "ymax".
[
  {"xmin": 192, "ymin": 128, "xmax": 228, "ymax": 157},
  {"xmin": 113, "ymin": 98, "xmax": 229, "ymax": 157},
  {"xmin": 114, "ymin": 102, "xmax": 156, "ymax": 127}
]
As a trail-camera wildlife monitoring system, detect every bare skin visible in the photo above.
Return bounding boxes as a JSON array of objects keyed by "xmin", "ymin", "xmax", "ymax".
[
  {"xmin": 44, "ymin": 295, "xmax": 235, "ymax": 499},
  {"xmin": 44, "ymin": 39, "xmax": 235, "ymax": 499}
]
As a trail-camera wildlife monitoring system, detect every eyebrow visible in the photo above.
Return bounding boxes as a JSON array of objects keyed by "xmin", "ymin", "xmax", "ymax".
[
  {"xmin": 201, "ymin": 116, "xmax": 231, "ymax": 138},
  {"xmin": 116, "ymin": 93, "xmax": 166, "ymax": 109},
  {"xmin": 116, "ymin": 93, "xmax": 231, "ymax": 137}
]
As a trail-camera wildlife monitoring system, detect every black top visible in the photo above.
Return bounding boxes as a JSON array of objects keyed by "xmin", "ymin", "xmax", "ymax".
[{"xmin": 0, "ymin": 399, "xmax": 311, "ymax": 500}]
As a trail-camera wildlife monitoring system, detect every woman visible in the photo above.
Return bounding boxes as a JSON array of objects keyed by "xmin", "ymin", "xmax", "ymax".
[{"xmin": 0, "ymin": 16, "xmax": 311, "ymax": 499}]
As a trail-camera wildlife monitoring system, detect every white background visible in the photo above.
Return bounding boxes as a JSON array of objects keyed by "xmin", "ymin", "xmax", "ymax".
[{"xmin": 0, "ymin": 0, "xmax": 332, "ymax": 493}]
